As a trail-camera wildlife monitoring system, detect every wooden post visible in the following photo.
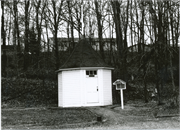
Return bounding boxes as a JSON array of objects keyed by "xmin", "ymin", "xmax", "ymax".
[{"xmin": 120, "ymin": 89, "xmax": 124, "ymax": 109}]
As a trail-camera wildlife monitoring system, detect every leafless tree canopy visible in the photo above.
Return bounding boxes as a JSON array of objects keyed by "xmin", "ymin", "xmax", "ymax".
[{"xmin": 1, "ymin": 0, "xmax": 179, "ymax": 105}]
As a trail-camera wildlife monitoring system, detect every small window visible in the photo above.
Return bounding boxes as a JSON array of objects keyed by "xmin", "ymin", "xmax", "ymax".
[
  {"xmin": 86, "ymin": 70, "xmax": 97, "ymax": 77},
  {"xmin": 94, "ymin": 71, "xmax": 97, "ymax": 75},
  {"xmin": 90, "ymin": 71, "xmax": 93, "ymax": 75},
  {"xmin": 86, "ymin": 71, "xmax": 89, "ymax": 75}
]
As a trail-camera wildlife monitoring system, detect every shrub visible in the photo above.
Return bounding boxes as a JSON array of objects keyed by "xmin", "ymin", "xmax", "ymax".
[{"xmin": 1, "ymin": 78, "xmax": 58, "ymax": 107}]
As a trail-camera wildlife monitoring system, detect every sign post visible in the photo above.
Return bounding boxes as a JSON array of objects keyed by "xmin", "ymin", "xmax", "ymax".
[
  {"xmin": 120, "ymin": 89, "xmax": 124, "ymax": 109},
  {"xmin": 113, "ymin": 79, "xmax": 126, "ymax": 109}
]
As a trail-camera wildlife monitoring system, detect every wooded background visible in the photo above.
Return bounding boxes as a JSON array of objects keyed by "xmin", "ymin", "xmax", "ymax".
[{"xmin": 1, "ymin": 0, "xmax": 179, "ymax": 107}]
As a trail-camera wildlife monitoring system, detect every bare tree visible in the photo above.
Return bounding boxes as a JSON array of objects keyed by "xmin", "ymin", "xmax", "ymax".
[
  {"xmin": 139, "ymin": 1, "xmax": 148, "ymax": 103},
  {"xmin": 44, "ymin": 0, "xmax": 64, "ymax": 70},
  {"xmin": 111, "ymin": 0, "xmax": 124, "ymax": 79},
  {"xmin": 67, "ymin": 0, "xmax": 75, "ymax": 50},
  {"xmin": 31, "ymin": 0, "xmax": 47, "ymax": 68},
  {"xmin": 23, "ymin": 0, "xmax": 31, "ymax": 70},
  {"xmin": 13, "ymin": 0, "xmax": 21, "ymax": 53}
]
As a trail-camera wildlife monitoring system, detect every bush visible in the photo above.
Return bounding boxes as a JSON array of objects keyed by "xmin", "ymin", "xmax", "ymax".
[
  {"xmin": 4, "ymin": 68, "xmax": 57, "ymax": 80},
  {"xmin": 1, "ymin": 78, "xmax": 58, "ymax": 107}
]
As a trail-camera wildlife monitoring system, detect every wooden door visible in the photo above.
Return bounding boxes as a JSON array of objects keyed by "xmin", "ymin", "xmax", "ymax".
[{"xmin": 86, "ymin": 70, "xmax": 99, "ymax": 103}]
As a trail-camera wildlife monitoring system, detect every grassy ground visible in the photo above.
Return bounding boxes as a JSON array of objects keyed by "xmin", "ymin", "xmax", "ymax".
[
  {"xmin": 86, "ymin": 100, "xmax": 180, "ymax": 129},
  {"xmin": 112, "ymin": 100, "xmax": 179, "ymax": 117},
  {"xmin": 1, "ymin": 107, "xmax": 97, "ymax": 129},
  {"xmin": 1, "ymin": 100, "xmax": 179, "ymax": 129}
]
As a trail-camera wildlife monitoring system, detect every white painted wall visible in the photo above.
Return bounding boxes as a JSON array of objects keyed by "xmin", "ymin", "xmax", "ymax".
[
  {"xmin": 62, "ymin": 70, "xmax": 81, "ymax": 107},
  {"xmin": 97, "ymin": 69, "xmax": 103, "ymax": 105},
  {"xmin": 80, "ymin": 70, "xmax": 85, "ymax": 106},
  {"xmin": 102, "ymin": 69, "xmax": 112, "ymax": 105},
  {"xmin": 58, "ymin": 72, "xmax": 63, "ymax": 107},
  {"xmin": 58, "ymin": 68, "xmax": 113, "ymax": 107}
]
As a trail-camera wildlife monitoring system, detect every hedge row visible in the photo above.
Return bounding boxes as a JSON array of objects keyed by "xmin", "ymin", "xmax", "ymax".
[
  {"xmin": 5, "ymin": 69, "xmax": 57, "ymax": 80},
  {"xmin": 1, "ymin": 78, "xmax": 58, "ymax": 107}
]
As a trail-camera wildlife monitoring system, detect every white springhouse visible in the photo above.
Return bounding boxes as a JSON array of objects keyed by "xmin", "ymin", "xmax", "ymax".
[{"xmin": 56, "ymin": 39, "xmax": 114, "ymax": 107}]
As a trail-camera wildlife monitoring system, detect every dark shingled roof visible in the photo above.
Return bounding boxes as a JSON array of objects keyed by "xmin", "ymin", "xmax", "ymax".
[{"xmin": 59, "ymin": 39, "xmax": 111, "ymax": 69}]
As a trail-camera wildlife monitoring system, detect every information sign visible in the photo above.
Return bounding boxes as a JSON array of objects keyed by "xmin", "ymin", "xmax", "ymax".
[{"xmin": 113, "ymin": 79, "xmax": 126, "ymax": 109}]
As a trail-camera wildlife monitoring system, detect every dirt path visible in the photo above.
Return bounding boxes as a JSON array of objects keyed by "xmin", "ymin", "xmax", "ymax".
[{"xmin": 87, "ymin": 106, "xmax": 126, "ymax": 125}]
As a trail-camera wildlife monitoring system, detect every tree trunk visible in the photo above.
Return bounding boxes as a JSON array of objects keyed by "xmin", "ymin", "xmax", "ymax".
[
  {"xmin": 149, "ymin": 1, "xmax": 162, "ymax": 104},
  {"xmin": 48, "ymin": 0, "xmax": 64, "ymax": 70},
  {"xmin": 8, "ymin": 11, "xmax": 12, "ymax": 46},
  {"xmin": 35, "ymin": 1, "xmax": 42, "ymax": 69},
  {"xmin": 175, "ymin": 6, "xmax": 179, "ymax": 47},
  {"xmin": 123, "ymin": 0, "xmax": 129, "ymax": 81},
  {"xmin": 135, "ymin": 1, "xmax": 141, "ymax": 54},
  {"xmin": 67, "ymin": 19, "xmax": 70, "ymax": 50},
  {"xmin": 75, "ymin": 5, "xmax": 81, "ymax": 39},
  {"xmin": 95, "ymin": 0, "xmax": 104, "ymax": 59},
  {"xmin": 67, "ymin": 1, "xmax": 75, "ymax": 50},
  {"xmin": 54, "ymin": 27, "xmax": 59, "ymax": 70},
  {"xmin": 45, "ymin": 18, "xmax": 50, "ymax": 68},
  {"xmin": 13, "ymin": 0, "xmax": 21, "ymax": 53},
  {"xmin": 130, "ymin": 0, "xmax": 133, "ymax": 52},
  {"xmin": 1, "ymin": 1, "xmax": 7, "ymax": 77},
  {"xmin": 111, "ymin": 1, "xmax": 123, "ymax": 79},
  {"xmin": 140, "ymin": 1, "xmax": 148, "ymax": 103},
  {"xmin": 169, "ymin": 1, "xmax": 175, "ymax": 48},
  {"xmin": 24, "ymin": 0, "xmax": 30, "ymax": 71}
]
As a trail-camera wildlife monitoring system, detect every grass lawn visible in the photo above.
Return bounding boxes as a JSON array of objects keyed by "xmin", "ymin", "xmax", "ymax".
[
  {"xmin": 2, "ymin": 107, "xmax": 97, "ymax": 129},
  {"xmin": 1, "ymin": 100, "xmax": 179, "ymax": 129}
]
